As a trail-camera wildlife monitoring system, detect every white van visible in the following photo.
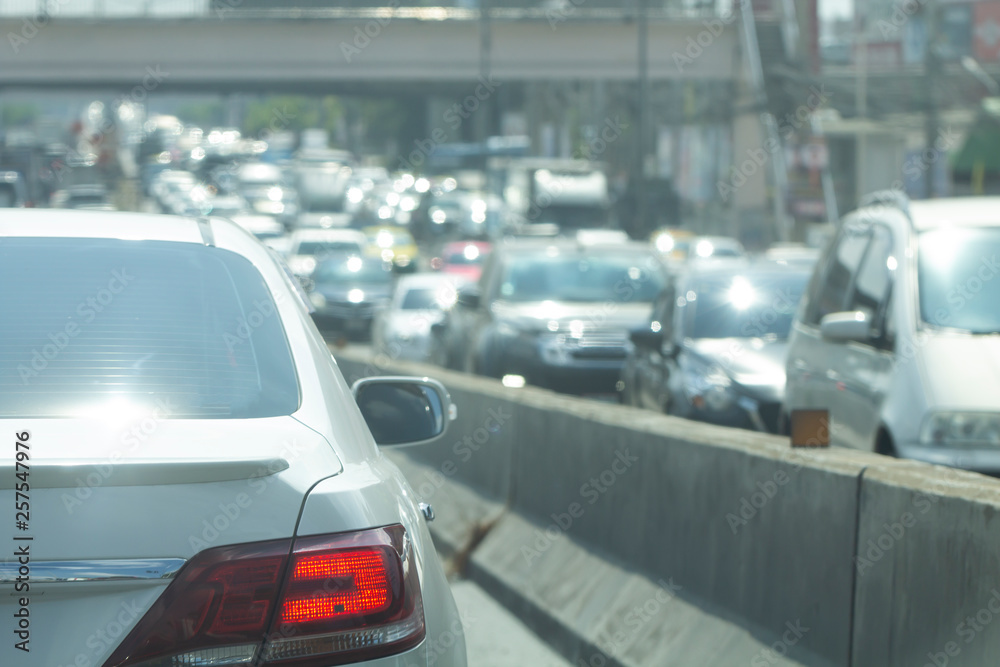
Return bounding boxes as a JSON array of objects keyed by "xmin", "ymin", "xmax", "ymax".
[{"xmin": 784, "ymin": 192, "xmax": 1000, "ymax": 473}]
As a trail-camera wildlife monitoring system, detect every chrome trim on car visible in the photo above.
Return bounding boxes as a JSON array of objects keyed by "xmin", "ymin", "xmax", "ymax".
[{"xmin": 0, "ymin": 558, "xmax": 186, "ymax": 584}]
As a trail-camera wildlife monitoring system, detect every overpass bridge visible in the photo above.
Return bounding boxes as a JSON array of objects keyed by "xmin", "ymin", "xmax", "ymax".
[{"xmin": 0, "ymin": 7, "xmax": 741, "ymax": 94}]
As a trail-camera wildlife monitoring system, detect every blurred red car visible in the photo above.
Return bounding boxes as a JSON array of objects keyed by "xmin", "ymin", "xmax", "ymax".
[{"xmin": 432, "ymin": 240, "xmax": 492, "ymax": 282}]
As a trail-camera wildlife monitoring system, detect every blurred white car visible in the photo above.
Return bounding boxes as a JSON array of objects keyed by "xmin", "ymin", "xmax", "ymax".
[
  {"xmin": 373, "ymin": 273, "xmax": 467, "ymax": 363},
  {"xmin": 230, "ymin": 213, "xmax": 285, "ymax": 241},
  {"xmin": 285, "ymin": 228, "xmax": 369, "ymax": 276},
  {"xmin": 0, "ymin": 209, "xmax": 466, "ymax": 667}
]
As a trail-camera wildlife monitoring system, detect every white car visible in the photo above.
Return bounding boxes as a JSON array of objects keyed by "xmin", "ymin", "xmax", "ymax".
[
  {"xmin": 0, "ymin": 210, "xmax": 466, "ymax": 667},
  {"xmin": 285, "ymin": 228, "xmax": 369, "ymax": 277},
  {"xmin": 784, "ymin": 193, "xmax": 1000, "ymax": 474},
  {"xmin": 229, "ymin": 213, "xmax": 287, "ymax": 244},
  {"xmin": 373, "ymin": 273, "xmax": 467, "ymax": 363}
]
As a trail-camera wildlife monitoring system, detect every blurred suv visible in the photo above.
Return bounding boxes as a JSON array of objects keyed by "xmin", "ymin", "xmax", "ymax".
[
  {"xmin": 307, "ymin": 253, "xmax": 395, "ymax": 338},
  {"xmin": 445, "ymin": 238, "xmax": 667, "ymax": 398},
  {"xmin": 785, "ymin": 193, "xmax": 1000, "ymax": 473},
  {"xmin": 622, "ymin": 259, "xmax": 809, "ymax": 432},
  {"xmin": 0, "ymin": 210, "xmax": 465, "ymax": 666}
]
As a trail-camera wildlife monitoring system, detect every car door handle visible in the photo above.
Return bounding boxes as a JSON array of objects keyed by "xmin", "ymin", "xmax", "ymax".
[{"xmin": 419, "ymin": 502, "xmax": 435, "ymax": 522}]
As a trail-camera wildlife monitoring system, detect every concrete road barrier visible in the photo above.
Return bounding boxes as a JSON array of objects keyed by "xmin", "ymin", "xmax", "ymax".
[{"xmin": 334, "ymin": 346, "xmax": 1000, "ymax": 666}]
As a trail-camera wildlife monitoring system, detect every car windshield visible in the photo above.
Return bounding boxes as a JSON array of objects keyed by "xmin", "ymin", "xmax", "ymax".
[
  {"xmin": 314, "ymin": 256, "xmax": 393, "ymax": 284},
  {"xmin": 531, "ymin": 204, "xmax": 607, "ymax": 229},
  {"xmin": 0, "ymin": 238, "xmax": 299, "ymax": 418},
  {"xmin": 401, "ymin": 287, "xmax": 443, "ymax": 310},
  {"xmin": 297, "ymin": 240, "xmax": 362, "ymax": 256},
  {"xmin": 683, "ymin": 271, "xmax": 808, "ymax": 339},
  {"xmin": 919, "ymin": 227, "xmax": 1000, "ymax": 333},
  {"xmin": 498, "ymin": 251, "xmax": 664, "ymax": 303}
]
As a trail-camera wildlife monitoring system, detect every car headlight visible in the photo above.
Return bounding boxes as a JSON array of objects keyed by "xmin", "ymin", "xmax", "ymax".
[
  {"xmin": 920, "ymin": 412, "xmax": 1000, "ymax": 448},
  {"xmin": 684, "ymin": 365, "xmax": 734, "ymax": 412}
]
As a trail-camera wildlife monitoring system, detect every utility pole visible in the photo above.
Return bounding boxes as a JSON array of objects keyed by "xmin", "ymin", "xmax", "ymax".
[
  {"xmin": 636, "ymin": 0, "xmax": 649, "ymax": 236},
  {"xmin": 856, "ymin": 8, "xmax": 868, "ymax": 202},
  {"xmin": 924, "ymin": 0, "xmax": 940, "ymax": 198},
  {"xmin": 478, "ymin": 0, "xmax": 492, "ymax": 144}
]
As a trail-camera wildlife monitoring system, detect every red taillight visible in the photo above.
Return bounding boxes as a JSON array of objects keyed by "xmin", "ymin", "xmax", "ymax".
[
  {"xmin": 280, "ymin": 548, "xmax": 394, "ymax": 623},
  {"xmin": 104, "ymin": 525, "xmax": 424, "ymax": 667}
]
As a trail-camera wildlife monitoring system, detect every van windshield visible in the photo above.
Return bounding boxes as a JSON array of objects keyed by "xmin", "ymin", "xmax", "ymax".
[{"xmin": 919, "ymin": 228, "xmax": 1000, "ymax": 333}]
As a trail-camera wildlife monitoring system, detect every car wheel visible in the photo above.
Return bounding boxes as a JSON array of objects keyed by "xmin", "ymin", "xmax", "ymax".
[
  {"xmin": 777, "ymin": 411, "xmax": 790, "ymax": 437},
  {"xmin": 875, "ymin": 429, "xmax": 897, "ymax": 457}
]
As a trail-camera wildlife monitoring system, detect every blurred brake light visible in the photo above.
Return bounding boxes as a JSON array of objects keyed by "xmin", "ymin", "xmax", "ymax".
[{"xmin": 103, "ymin": 525, "xmax": 423, "ymax": 667}]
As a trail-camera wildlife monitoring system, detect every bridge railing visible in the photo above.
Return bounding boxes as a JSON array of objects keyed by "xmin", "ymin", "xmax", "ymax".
[{"xmin": 0, "ymin": 0, "xmax": 733, "ymax": 20}]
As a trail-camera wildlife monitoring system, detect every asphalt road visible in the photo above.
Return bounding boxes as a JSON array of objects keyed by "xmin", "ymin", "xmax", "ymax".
[{"xmin": 450, "ymin": 579, "xmax": 571, "ymax": 666}]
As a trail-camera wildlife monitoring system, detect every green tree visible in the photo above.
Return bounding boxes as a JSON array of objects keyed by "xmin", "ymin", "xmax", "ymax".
[
  {"xmin": 175, "ymin": 101, "xmax": 225, "ymax": 129},
  {"xmin": 1, "ymin": 103, "xmax": 39, "ymax": 128}
]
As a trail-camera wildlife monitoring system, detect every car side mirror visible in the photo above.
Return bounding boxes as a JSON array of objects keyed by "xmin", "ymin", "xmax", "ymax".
[
  {"xmin": 820, "ymin": 311, "xmax": 870, "ymax": 343},
  {"xmin": 352, "ymin": 376, "xmax": 456, "ymax": 446},
  {"xmin": 629, "ymin": 324, "xmax": 664, "ymax": 349},
  {"xmin": 456, "ymin": 287, "xmax": 481, "ymax": 309}
]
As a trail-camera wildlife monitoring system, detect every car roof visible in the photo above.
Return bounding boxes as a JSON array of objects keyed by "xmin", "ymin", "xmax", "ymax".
[
  {"xmin": 907, "ymin": 197, "xmax": 1000, "ymax": 231},
  {"xmin": 495, "ymin": 238, "xmax": 654, "ymax": 255},
  {"xmin": 443, "ymin": 240, "xmax": 491, "ymax": 251},
  {"xmin": 0, "ymin": 209, "xmax": 210, "ymax": 243},
  {"xmin": 290, "ymin": 228, "xmax": 366, "ymax": 241},
  {"xmin": 396, "ymin": 272, "xmax": 465, "ymax": 290},
  {"xmin": 679, "ymin": 258, "xmax": 810, "ymax": 280}
]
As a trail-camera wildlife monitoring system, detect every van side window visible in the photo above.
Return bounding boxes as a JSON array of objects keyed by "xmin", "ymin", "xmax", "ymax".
[
  {"xmin": 848, "ymin": 226, "xmax": 892, "ymax": 322},
  {"xmin": 805, "ymin": 226, "xmax": 870, "ymax": 324}
]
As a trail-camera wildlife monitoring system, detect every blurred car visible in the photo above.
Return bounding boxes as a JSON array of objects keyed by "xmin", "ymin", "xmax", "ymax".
[
  {"xmin": 344, "ymin": 167, "xmax": 392, "ymax": 215},
  {"xmin": 307, "ymin": 254, "xmax": 396, "ymax": 338},
  {"xmin": 0, "ymin": 170, "xmax": 28, "ymax": 207},
  {"xmin": 229, "ymin": 213, "xmax": 287, "ymax": 246},
  {"xmin": 448, "ymin": 239, "xmax": 668, "ymax": 398},
  {"xmin": 203, "ymin": 192, "xmax": 251, "ymax": 219},
  {"xmin": 372, "ymin": 273, "xmax": 465, "ymax": 363},
  {"xmin": 284, "ymin": 227, "xmax": 369, "ymax": 277},
  {"xmin": 763, "ymin": 243, "xmax": 821, "ymax": 267},
  {"xmin": 621, "ymin": 259, "xmax": 809, "ymax": 432},
  {"xmin": 292, "ymin": 147, "xmax": 354, "ymax": 212},
  {"xmin": 432, "ymin": 240, "xmax": 492, "ymax": 282},
  {"xmin": 150, "ymin": 170, "xmax": 197, "ymax": 211},
  {"xmin": 689, "ymin": 235, "xmax": 747, "ymax": 260},
  {"xmin": 50, "ymin": 183, "xmax": 114, "ymax": 210},
  {"xmin": 784, "ymin": 194, "xmax": 1000, "ymax": 474},
  {"xmin": 650, "ymin": 227, "xmax": 696, "ymax": 261},
  {"xmin": 363, "ymin": 225, "xmax": 419, "ymax": 273},
  {"xmin": 236, "ymin": 161, "xmax": 299, "ymax": 226},
  {"xmin": 298, "ymin": 211, "xmax": 353, "ymax": 229},
  {"xmin": 0, "ymin": 209, "xmax": 465, "ymax": 667}
]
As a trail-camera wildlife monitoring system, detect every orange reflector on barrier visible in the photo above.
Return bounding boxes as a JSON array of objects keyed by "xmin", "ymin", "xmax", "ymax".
[{"xmin": 790, "ymin": 409, "xmax": 830, "ymax": 447}]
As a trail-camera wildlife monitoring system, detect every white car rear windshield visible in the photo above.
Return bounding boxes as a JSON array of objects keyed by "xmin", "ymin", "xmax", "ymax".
[{"xmin": 0, "ymin": 238, "xmax": 299, "ymax": 418}]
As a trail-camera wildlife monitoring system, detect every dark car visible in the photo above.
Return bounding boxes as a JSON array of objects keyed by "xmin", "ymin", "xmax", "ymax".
[
  {"xmin": 620, "ymin": 259, "xmax": 810, "ymax": 433},
  {"xmin": 439, "ymin": 238, "xmax": 667, "ymax": 398},
  {"xmin": 306, "ymin": 253, "xmax": 395, "ymax": 339}
]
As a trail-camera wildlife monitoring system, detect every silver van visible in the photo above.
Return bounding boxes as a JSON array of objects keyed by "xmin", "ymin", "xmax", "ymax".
[{"xmin": 784, "ymin": 193, "xmax": 1000, "ymax": 474}]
